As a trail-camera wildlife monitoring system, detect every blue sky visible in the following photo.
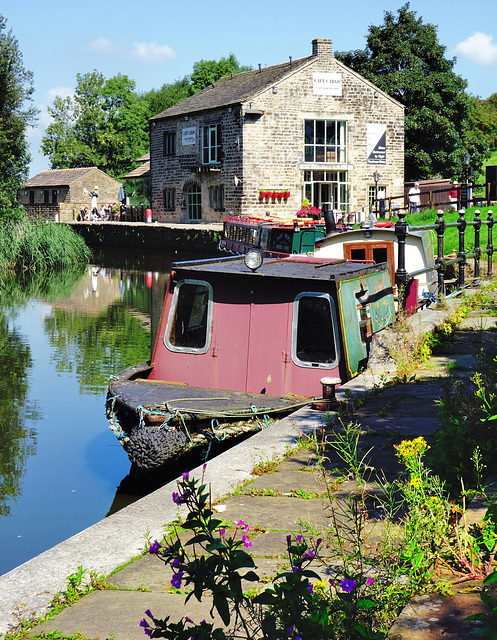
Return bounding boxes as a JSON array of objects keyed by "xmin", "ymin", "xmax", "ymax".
[{"xmin": 3, "ymin": 0, "xmax": 497, "ymax": 177}]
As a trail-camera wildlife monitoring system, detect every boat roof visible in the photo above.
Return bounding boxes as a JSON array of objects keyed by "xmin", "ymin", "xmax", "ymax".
[{"xmin": 172, "ymin": 254, "xmax": 388, "ymax": 283}]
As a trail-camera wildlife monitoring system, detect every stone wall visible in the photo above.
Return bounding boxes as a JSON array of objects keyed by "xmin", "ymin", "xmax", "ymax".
[{"xmin": 68, "ymin": 222, "xmax": 221, "ymax": 253}]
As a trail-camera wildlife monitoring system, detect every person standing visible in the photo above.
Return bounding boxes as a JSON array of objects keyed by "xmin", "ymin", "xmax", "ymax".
[
  {"xmin": 448, "ymin": 181, "xmax": 458, "ymax": 210},
  {"xmin": 408, "ymin": 182, "xmax": 421, "ymax": 214}
]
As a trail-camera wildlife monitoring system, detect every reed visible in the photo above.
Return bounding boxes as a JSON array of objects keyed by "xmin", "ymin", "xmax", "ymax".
[{"xmin": 0, "ymin": 219, "xmax": 91, "ymax": 272}]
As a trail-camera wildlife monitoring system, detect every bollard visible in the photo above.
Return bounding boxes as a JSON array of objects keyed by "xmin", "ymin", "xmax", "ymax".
[{"xmin": 311, "ymin": 376, "xmax": 341, "ymax": 411}]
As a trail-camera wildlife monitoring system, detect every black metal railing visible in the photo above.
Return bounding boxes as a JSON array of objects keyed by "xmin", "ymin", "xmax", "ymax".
[{"xmin": 394, "ymin": 209, "xmax": 494, "ymax": 309}]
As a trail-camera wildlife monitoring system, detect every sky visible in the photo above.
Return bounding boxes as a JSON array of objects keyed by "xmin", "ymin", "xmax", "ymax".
[{"xmin": 3, "ymin": 0, "xmax": 497, "ymax": 177}]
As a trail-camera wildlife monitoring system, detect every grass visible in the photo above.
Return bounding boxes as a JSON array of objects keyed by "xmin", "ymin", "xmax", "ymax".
[{"xmin": 0, "ymin": 218, "xmax": 92, "ymax": 273}]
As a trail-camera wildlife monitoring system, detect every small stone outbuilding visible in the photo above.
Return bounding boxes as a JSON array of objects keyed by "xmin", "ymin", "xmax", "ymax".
[
  {"xmin": 18, "ymin": 167, "xmax": 121, "ymax": 222},
  {"xmin": 149, "ymin": 38, "xmax": 405, "ymax": 224}
]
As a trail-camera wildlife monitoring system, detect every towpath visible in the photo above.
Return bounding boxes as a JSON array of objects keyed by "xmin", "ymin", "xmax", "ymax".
[{"xmin": 1, "ymin": 296, "xmax": 497, "ymax": 639}]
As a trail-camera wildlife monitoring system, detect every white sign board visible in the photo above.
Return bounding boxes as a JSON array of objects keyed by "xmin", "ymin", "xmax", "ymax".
[
  {"xmin": 182, "ymin": 126, "xmax": 196, "ymax": 145},
  {"xmin": 367, "ymin": 123, "xmax": 386, "ymax": 164},
  {"xmin": 313, "ymin": 73, "xmax": 342, "ymax": 96}
]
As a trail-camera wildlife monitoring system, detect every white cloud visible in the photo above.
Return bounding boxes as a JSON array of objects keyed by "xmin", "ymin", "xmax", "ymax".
[
  {"xmin": 86, "ymin": 37, "xmax": 125, "ymax": 56},
  {"xmin": 452, "ymin": 32, "xmax": 497, "ymax": 66},
  {"xmin": 127, "ymin": 41, "xmax": 177, "ymax": 63},
  {"xmin": 85, "ymin": 37, "xmax": 177, "ymax": 63}
]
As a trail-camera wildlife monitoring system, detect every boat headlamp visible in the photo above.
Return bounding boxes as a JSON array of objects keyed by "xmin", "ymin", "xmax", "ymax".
[{"xmin": 244, "ymin": 250, "xmax": 264, "ymax": 272}]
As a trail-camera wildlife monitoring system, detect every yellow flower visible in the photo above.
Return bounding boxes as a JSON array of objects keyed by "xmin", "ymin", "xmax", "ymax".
[
  {"xmin": 395, "ymin": 437, "xmax": 430, "ymax": 462},
  {"xmin": 409, "ymin": 476, "xmax": 422, "ymax": 488}
]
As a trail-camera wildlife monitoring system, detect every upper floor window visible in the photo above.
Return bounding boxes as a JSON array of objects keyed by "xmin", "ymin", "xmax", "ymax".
[
  {"xmin": 163, "ymin": 131, "xmax": 176, "ymax": 156},
  {"xmin": 304, "ymin": 119, "xmax": 347, "ymax": 164},
  {"xmin": 202, "ymin": 123, "xmax": 221, "ymax": 165}
]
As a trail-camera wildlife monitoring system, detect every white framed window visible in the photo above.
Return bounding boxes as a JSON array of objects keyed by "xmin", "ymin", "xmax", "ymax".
[
  {"xmin": 202, "ymin": 123, "xmax": 221, "ymax": 165},
  {"xmin": 291, "ymin": 292, "xmax": 340, "ymax": 368},
  {"xmin": 303, "ymin": 170, "xmax": 350, "ymax": 213},
  {"xmin": 164, "ymin": 279, "xmax": 213, "ymax": 354},
  {"xmin": 304, "ymin": 119, "xmax": 347, "ymax": 164}
]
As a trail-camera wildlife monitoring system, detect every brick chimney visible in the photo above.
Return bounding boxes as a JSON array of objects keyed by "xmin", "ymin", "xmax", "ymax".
[{"xmin": 312, "ymin": 38, "xmax": 333, "ymax": 58}]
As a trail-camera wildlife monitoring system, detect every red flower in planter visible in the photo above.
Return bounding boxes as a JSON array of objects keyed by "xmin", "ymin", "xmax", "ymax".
[
  {"xmin": 279, "ymin": 192, "xmax": 285, "ymax": 198},
  {"xmin": 266, "ymin": 191, "xmax": 273, "ymax": 198},
  {"xmin": 260, "ymin": 191, "xmax": 267, "ymax": 198},
  {"xmin": 285, "ymin": 191, "xmax": 290, "ymax": 198}
]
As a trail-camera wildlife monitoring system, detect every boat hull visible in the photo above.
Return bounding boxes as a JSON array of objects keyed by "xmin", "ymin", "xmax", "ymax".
[{"xmin": 107, "ymin": 362, "xmax": 310, "ymax": 469}]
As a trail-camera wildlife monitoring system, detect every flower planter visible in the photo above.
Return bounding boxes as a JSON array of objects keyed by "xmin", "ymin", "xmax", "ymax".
[{"xmin": 260, "ymin": 191, "xmax": 267, "ymax": 198}]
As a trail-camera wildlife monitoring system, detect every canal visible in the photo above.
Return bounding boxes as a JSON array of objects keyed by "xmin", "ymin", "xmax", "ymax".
[{"xmin": 0, "ymin": 246, "xmax": 214, "ymax": 576}]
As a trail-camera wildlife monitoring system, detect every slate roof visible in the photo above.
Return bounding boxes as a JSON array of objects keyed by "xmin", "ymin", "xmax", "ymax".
[
  {"xmin": 24, "ymin": 167, "xmax": 98, "ymax": 187},
  {"xmin": 150, "ymin": 56, "xmax": 314, "ymax": 120},
  {"xmin": 122, "ymin": 161, "xmax": 150, "ymax": 179}
]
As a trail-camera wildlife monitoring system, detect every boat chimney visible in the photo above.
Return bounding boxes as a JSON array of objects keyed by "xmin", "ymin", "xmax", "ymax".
[{"xmin": 323, "ymin": 209, "xmax": 337, "ymax": 235}]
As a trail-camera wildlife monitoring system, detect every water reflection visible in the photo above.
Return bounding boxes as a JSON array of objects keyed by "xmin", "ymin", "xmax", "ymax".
[
  {"xmin": 0, "ymin": 248, "xmax": 207, "ymax": 575},
  {"xmin": 0, "ymin": 308, "xmax": 38, "ymax": 517}
]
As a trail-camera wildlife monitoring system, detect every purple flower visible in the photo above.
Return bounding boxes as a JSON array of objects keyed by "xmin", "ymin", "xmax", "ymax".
[
  {"xmin": 341, "ymin": 578, "xmax": 356, "ymax": 593},
  {"xmin": 171, "ymin": 571, "xmax": 183, "ymax": 589},
  {"xmin": 172, "ymin": 492, "xmax": 180, "ymax": 504},
  {"xmin": 145, "ymin": 609, "xmax": 152, "ymax": 618},
  {"xmin": 367, "ymin": 577, "xmax": 375, "ymax": 586},
  {"xmin": 219, "ymin": 528, "xmax": 226, "ymax": 537},
  {"xmin": 316, "ymin": 537, "xmax": 322, "ymax": 546},
  {"xmin": 303, "ymin": 550, "xmax": 314, "ymax": 560},
  {"xmin": 182, "ymin": 472, "xmax": 189, "ymax": 480},
  {"xmin": 140, "ymin": 618, "xmax": 152, "ymax": 637},
  {"xmin": 307, "ymin": 582, "xmax": 314, "ymax": 594},
  {"xmin": 329, "ymin": 578, "xmax": 335, "ymax": 586},
  {"xmin": 185, "ymin": 616, "xmax": 193, "ymax": 623},
  {"xmin": 237, "ymin": 520, "xmax": 244, "ymax": 527},
  {"xmin": 242, "ymin": 535, "xmax": 252, "ymax": 547},
  {"xmin": 172, "ymin": 491, "xmax": 189, "ymax": 505},
  {"xmin": 148, "ymin": 540, "xmax": 160, "ymax": 554},
  {"xmin": 296, "ymin": 534, "xmax": 302, "ymax": 543},
  {"xmin": 171, "ymin": 557, "xmax": 180, "ymax": 569}
]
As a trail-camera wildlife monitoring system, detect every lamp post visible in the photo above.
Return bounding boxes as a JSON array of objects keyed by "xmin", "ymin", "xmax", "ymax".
[{"xmin": 373, "ymin": 171, "xmax": 380, "ymax": 217}]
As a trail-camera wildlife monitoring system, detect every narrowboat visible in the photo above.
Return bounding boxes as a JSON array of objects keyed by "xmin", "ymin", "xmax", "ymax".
[
  {"xmin": 218, "ymin": 214, "xmax": 329, "ymax": 257},
  {"xmin": 107, "ymin": 253, "xmax": 395, "ymax": 470},
  {"xmin": 314, "ymin": 222, "xmax": 437, "ymax": 299}
]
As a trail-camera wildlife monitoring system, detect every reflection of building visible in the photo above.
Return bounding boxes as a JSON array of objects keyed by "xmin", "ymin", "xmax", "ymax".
[
  {"xmin": 18, "ymin": 167, "xmax": 121, "ymax": 222},
  {"xmin": 149, "ymin": 38, "xmax": 404, "ymax": 224},
  {"xmin": 52, "ymin": 266, "xmax": 122, "ymax": 316}
]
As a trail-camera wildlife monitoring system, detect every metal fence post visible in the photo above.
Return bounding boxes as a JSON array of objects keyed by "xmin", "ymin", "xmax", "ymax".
[
  {"xmin": 487, "ymin": 210, "xmax": 494, "ymax": 277},
  {"xmin": 394, "ymin": 210, "xmax": 409, "ymax": 308},
  {"xmin": 435, "ymin": 209, "xmax": 446, "ymax": 298},
  {"xmin": 473, "ymin": 209, "xmax": 481, "ymax": 280},
  {"xmin": 457, "ymin": 209, "xmax": 467, "ymax": 290}
]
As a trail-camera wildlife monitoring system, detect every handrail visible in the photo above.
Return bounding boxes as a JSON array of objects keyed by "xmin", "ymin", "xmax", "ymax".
[{"xmin": 394, "ymin": 208, "xmax": 494, "ymax": 310}]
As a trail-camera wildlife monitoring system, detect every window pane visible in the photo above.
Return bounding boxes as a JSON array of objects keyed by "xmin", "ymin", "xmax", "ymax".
[
  {"xmin": 296, "ymin": 296, "xmax": 336, "ymax": 364},
  {"xmin": 168, "ymin": 283, "xmax": 210, "ymax": 349},
  {"xmin": 315, "ymin": 120, "xmax": 325, "ymax": 145},
  {"xmin": 304, "ymin": 120, "xmax": 314, "ymax": 144}
]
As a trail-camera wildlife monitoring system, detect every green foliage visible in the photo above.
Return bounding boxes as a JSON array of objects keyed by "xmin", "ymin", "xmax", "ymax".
[
  {"xmin": 190, "ymin": 54, "xmax": 251, "ymax": 94},
  {"xmin": 0, "ymin": 219, "xmax": 92, "ymax": 273},
  {"xmin": 41, "ymin": 71, "xmax": 149, "ymax": 180},
  {"xmin": 0, "ymin": 14, "xmax": 38, "ymax": 218},
  {"xmin": 335, "ymin": 3, "xmax": 489, "ymax": 181}
]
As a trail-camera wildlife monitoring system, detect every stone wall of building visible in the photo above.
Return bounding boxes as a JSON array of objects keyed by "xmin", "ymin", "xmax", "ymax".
[
  {"xmin": 150, "ymin": 109, "xmax": 243, "ymax": 223},
  {"xmin": 150, "ymin": 39, "xmax": 404, "ymax": 223}
]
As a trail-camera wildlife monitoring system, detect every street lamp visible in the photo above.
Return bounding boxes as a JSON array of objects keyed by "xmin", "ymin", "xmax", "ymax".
[
  {"xmin": 373, "ymin": 171, "xmax": 380, "ymax": 217},
  {"xmin": 462, "ymin": 152, "xmax": 471, "ymax": 209}
]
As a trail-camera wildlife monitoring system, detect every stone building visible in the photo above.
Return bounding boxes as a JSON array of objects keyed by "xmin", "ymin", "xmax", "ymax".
[
  {"xmin": 19, "ymin": 167, "xmax": 121, "ymax": 222},
  {"xmin": 149, "ymin": 38, "xmax": 404, "ymax": 224}
]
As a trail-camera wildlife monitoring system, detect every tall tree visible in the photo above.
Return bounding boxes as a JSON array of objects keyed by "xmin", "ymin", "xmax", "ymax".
[
  {"xmin": 335, "ymin": 3, "xmax": 489, "ymax": 181},
  {"xmin": 42, "ymin": 71, "xmax": 149, "ymax": 180},
  {"xmin": 0, "ymin": 14, "xmax": 37, "ymax": 218},
  {"xmin": 190, "ymin": 54, "xmax": 252, "ymax": 94}
]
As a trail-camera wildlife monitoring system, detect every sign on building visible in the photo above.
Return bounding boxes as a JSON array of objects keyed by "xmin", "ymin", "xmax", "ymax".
[
  {"xmin": 182, "ymin": 126, "xmax": 196, "ymax": 146},
  {"xmin": 313, "ymin": 73, "xmax": 342, "ymax": 96},
  {"xmin": 367, "ymin": 124, "xmax": 386, "ymax": 164}
]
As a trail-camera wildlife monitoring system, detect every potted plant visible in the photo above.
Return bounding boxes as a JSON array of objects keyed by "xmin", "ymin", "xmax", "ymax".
[
  {"xmin": 266, "ymin": 190, "xmax": 273, "ymax": 198},
  {"xmin": 285, "ymin": 190, "xmax": 290, "ymax": 198},
  {"xmin": 260, "ymin": 189, "xmax": 267, "ymax": 198}
]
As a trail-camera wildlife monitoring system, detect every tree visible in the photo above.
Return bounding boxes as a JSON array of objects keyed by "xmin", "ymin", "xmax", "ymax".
[
  {"xmin": 42, "ymin": 71, "xmax": 149, "ymax": 180},
  {"xmin": 0, "ymin": 14, "xmax": 37, "ymax": 218},
  {"xmin": 190, "ymin": 53, "xmax": 252, "ymax": 93},
  {"xmin": 335, "ymin": 3, "xmax": 490, "ymax": 181}
]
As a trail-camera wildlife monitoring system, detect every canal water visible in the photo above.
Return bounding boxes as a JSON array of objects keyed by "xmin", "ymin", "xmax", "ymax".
[{"xmin": 0, "ymin": 247, "xmax": 213, "ymax": 576}]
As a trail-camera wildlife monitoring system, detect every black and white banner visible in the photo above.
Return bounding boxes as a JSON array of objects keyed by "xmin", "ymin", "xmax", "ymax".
[{"xmin": 367, "ymin": 123, "xmax": 386, "ymax": 164}]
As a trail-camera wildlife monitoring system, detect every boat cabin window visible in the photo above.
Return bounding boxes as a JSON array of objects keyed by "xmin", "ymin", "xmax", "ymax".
[
  {"xmin": 164, "ymin": 280, "xmax": 213, "ymax": 353},
  {"xmin": 292, "ymin": 292, "xmax": 340, "ymax": 369}
]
